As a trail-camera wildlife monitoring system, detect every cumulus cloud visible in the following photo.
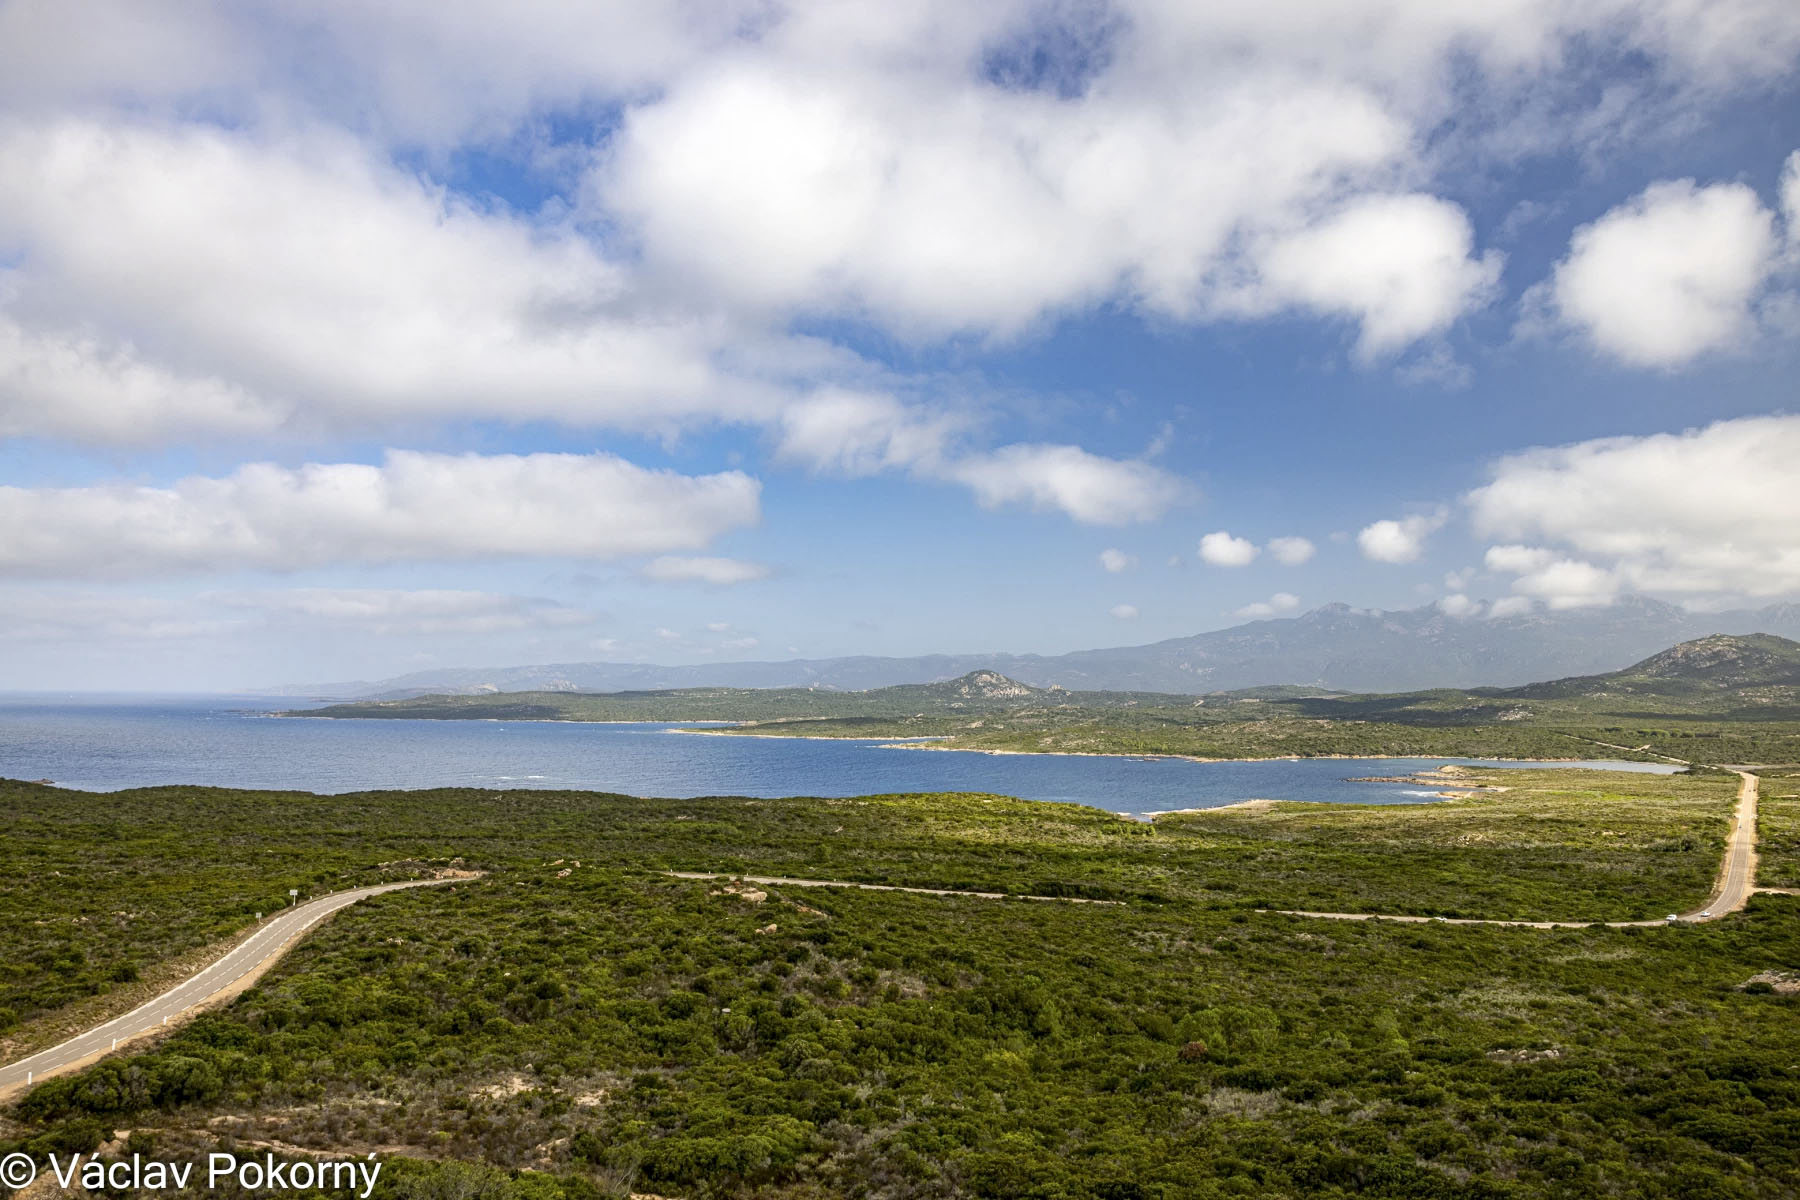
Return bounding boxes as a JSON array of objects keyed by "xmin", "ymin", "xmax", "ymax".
[
  {"xmin": 591, "ymin": 1, "xmax": 1799, "ymax": 349},
  {"xmin": 1267, "ymin": 536, "xmax": 1316, "ymax": 565},
  {"xmin": 1467, "ymin": 413, "xmax": 1800, "ymax": 604},
  {"xmin": 1198, "ymin": 531, "xmax": 1259, "ymax": 567},
  {"xmin": 1535, "ymin": 176, "xmax": 1780, "ymax": 368},
  {"xmin": 1438, "ymin": 593, "xmax": 1480, "ymax": 617},
  {"xmin": 0, "ymin": 0, "xmax": 1792, "ymax": 434},
  {"xmin": 1234, "ymin": 592, "xmax": 1301, "ymax": 619},
  {"xmin": 0, "ymin": 317, "xmax": 285, "ymax": 442},
  {"xmin": 604, "ymin": 58, "xmax": 1496, "ymax": 349},
  {"xmin": 774, "ymin": 389, "xmax": 962, "ymax": 476},
  {"xmin": 1245, "ymin": 195, "xmax": 1502, "ymax": 358},
  {"xmin": 640, "ymin": 557, "xmax": 773, "ymax": 586},
  {"xmin": 1099, "ymin": 549, "xmax": 1137, "ymax": 573},
  {"xmin": 1357, "ymin": 510, "xmax": 1447, "ymax": 563},
  {"xmin": 1484, "ymin": 545, "xmax": 1557, "ymax": 575},
  {"xmin": 0, "ymin": 118, "xmax": 772, "ymax": 441},
  {"xmin": 774, "ymin": 390, "xmax": 1182, "ymax": 525},
  {"xmin": 0, "ymin": 451, "xmax": 760, "ymax": 578},
  {"xmin": 947, "ymin": 444, "xmax": 1185, "ymax": 525},
  {"xmin": 1109, "ymin": 603, "xmax": 1139, "ymax": 621},
  {"xmin": 1503, "ymin": 559, "xmax": 1620, "ymax": 609}
]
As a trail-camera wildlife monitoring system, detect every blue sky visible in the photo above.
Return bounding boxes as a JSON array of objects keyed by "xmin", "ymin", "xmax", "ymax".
[{"xmin": 1, "ymin": 1, "xmax": 1799, "ymax": 690}]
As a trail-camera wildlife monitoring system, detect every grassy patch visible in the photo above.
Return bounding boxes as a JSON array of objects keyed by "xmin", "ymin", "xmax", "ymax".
[
  {"xmin": 1152, "ymin": 768, "xmax": 1733, "ymax": 920},
  {"xmin": 1756, "ymin": 774, "xmax": 1800, "ymax": 889}
]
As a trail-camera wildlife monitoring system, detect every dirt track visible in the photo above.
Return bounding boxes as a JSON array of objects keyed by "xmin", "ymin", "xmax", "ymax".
[{"xmin": 1262, "ymin": 770, "xmax": 1770, "ymax": 927}]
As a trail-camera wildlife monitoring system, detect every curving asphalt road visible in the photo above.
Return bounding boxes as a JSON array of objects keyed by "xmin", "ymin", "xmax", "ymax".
[{"xmin": 0, "ymin": 876, "xmax": 471, "ymax": 1100}]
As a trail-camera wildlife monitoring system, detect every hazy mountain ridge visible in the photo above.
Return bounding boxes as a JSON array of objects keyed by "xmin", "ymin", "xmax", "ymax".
[{"xmin": 271, "ymin": 596, "xmax": 1800, "ymax": 700}]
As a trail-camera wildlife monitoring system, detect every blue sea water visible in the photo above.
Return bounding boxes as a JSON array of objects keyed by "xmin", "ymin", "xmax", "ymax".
[{"xmin": 0, "ymin": 695, "xmax": 1680, "ymax": 816}]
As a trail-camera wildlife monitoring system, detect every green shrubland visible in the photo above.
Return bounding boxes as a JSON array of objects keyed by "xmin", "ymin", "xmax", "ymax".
[{"xmin": 3, "ymin": 771, "xmax": 1796, "ymax": 1199}]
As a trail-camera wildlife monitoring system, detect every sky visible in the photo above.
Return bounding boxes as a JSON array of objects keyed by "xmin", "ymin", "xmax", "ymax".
[{"xmin": 2, "ymin": 0, "xmax": 1799, "ymax": 691}]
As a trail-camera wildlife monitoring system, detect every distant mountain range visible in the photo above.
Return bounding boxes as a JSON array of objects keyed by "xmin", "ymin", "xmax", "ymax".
[{"xmin": 270, "ymin": 595, "xmax": 1800, "ymax": 700}]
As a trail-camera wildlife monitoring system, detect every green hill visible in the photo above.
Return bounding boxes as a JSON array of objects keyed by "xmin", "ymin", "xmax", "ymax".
[
  {"xmin": 294, "ymin": 670, "xmax": 1189, "ymax": 724},
  {"xmin": 293, "ymin": 638, "xmax": 1800, "ymax": 765},
  {"xmin": 1510, "ymin": 633, "xmax": 1800, "ymax": 700}
]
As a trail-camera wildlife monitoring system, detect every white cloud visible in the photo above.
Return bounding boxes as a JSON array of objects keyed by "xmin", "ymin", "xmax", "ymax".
[
  {"xmin": 223, "ymin": 589, "xmax": 597, "ymax": 635},
  {"xmin": 775, "ymin": 390, "xmax": 1182, "ymax": 526},
  {"xmin": 0, "ymin": 451, "xmax": 759, "ymax": 578},
  {"xmin": 1505, "ymin": 558, "xmax": 1620, "ymax": 609},
  {"xmin": 1438, "ymin": 593, "xmax": 1480, "ymax": 617},
  {"xmin": 1267, "ymin": 536, "xmax": 1316, "ymax": 565},
  {"xmin": 1357, "ymin": 510, "xmax": 1447, "ymax": 563},
  {"xmin": 774, "ymin": 388, "xmax": 961, "ymax": 476},
  {"xmin": 1109, "ymin": 604, "xmax": 1139, "ymax": 621},
  {"xmin": 1246, "ymin": 195, "xmax": 1502, "ymax": 358},
  {"xmin": 0, "ymin": 585, "xmax": 597, "ymax": 641},
  {"xmin": 948, "ymin": 444, "xmax": 1185, "ymax": 525},
  {"xmin": 592, "ymin": 2, "xmax": 1800, "ymax": 351},
  {"xmin": 1198, "ymin": 531, "xmax": 1259, "ymax": 567},
  {"xmin": 604, "ymin": 58, "xmax": 1495, "ymax": 350},
  {"xmin": 640, "ymin": 557, "xmax": 772, "ymax": 586},
  {"xmin": 1537, "ymin": 177, "xmax": 1779, "ymax": 368},
  {"xmin": 1443, "ymin": 566, "xmax": 1476, "ymax": 591},
  {"xmin": 1488, "ymin": 596, "xmax": 1534, "ymax": 619},
  {"xmin": 1234, "ymin": 592, "xmax": 1301, "ymax": 619},
  {"xmin": 0, "ymin": 317, "xmax": 285, "ymax": 442},
  {"xmin": 0, "ymin": 1, "xmax": 1794, "ymax": 405},
  {"xmin": 1099, "ymin": 548, "xmax": 1137, "ymax": 573},
  {"xmin": 1483, "ymin": 544, "xmax": 1556, "ymax": 574},
  {"xmin": 1467, "ymin": 413, "xmax": 1800, "ymax": 603},
  {"xmin": 0, "ymin": 118, "xmax": 775, "ymax": 441}
]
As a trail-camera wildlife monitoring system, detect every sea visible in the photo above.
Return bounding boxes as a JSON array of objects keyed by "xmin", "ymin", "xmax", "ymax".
[{"xmin": 0, "ymin": 694, "xmax": 1681, "ymax": 817}]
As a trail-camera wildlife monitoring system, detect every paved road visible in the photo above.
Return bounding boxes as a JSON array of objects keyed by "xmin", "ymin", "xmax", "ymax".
[
  {"xmin": 1264, "ymin": 769, "xmax": 1766, "ymax": 928},
  {"xmin": 0, "ymin": 877, "xmax": 470, "ymax": 1099}
]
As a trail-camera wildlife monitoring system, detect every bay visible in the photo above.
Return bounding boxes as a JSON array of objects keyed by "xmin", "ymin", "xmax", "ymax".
[{"xmin": 0, "ymin": 694, "xmax": 1679, "ymax": 815}]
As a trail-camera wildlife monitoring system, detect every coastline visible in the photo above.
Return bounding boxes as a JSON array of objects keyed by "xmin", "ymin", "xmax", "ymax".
[
  {"xmin": 854, "ymin": 739, "xmax": 1655, "ymax": 768},
  {"xmin": 284, "ymin": 715, "xmax": 1670, "ymax": 771}
]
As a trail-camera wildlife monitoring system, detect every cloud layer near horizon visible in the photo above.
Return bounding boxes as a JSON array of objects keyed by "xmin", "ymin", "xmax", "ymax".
[{"xmin": 0, "ymin": 451, "xmax": 762, "ymax": 578}]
